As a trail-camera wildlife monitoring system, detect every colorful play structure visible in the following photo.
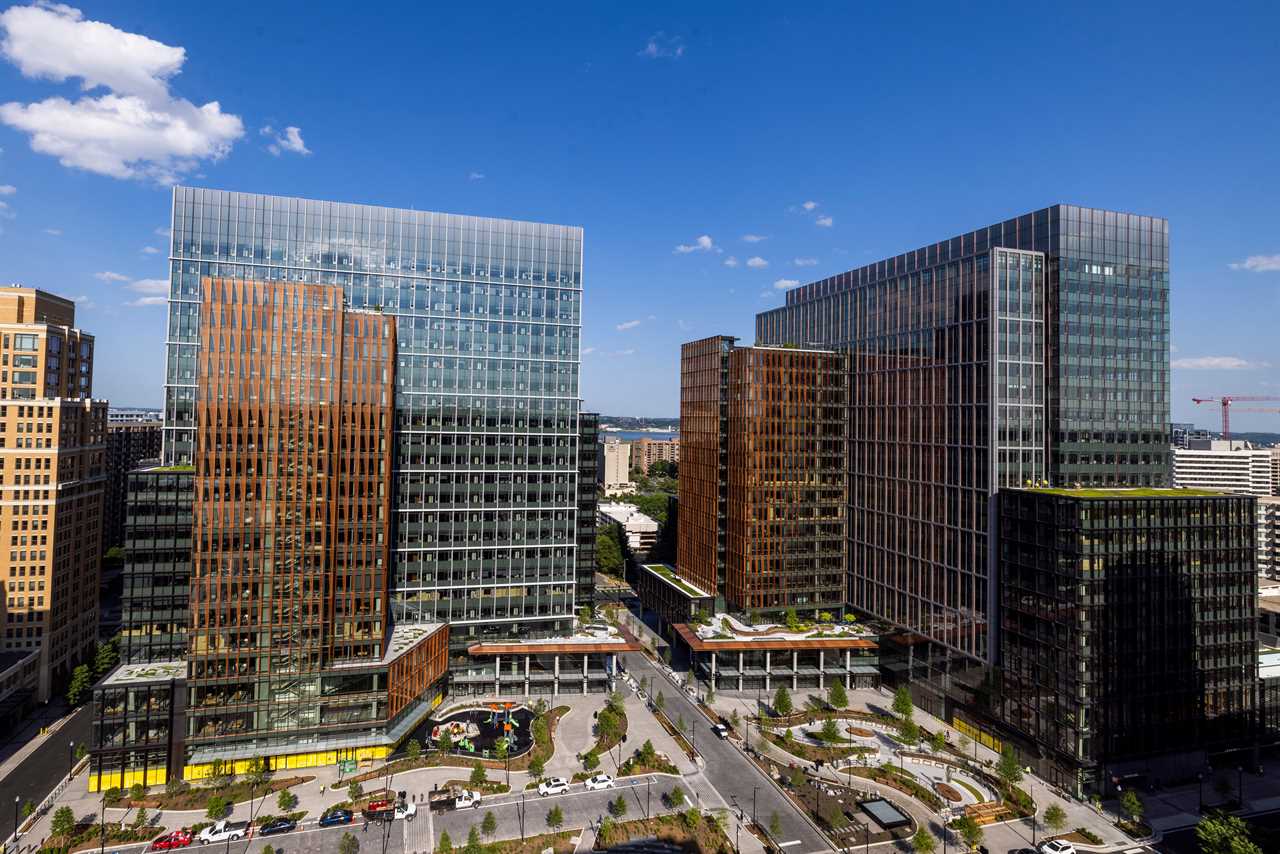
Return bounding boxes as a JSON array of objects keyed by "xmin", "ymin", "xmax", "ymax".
[{"xmin": 426, "ymin": 702, "xmax": 534, "ymax": 759}]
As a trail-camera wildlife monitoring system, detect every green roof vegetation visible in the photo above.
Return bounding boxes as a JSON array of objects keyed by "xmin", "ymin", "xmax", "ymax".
[
  {"xmin": 643, "ymin": 563, "xmax": 708, "ymax": 598},
  {"xmin": 151, "ymin": 464, "xmax": 194, "ymax": 472},
  {"xmin": 1025, "ymin": 487, "xmax": 1226, "ymax": 499}
]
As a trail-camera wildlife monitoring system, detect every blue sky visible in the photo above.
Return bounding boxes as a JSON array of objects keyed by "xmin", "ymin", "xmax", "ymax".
[{"xmin": 0, "ymin": 2, "xmax": 1276, "ymax": 429}]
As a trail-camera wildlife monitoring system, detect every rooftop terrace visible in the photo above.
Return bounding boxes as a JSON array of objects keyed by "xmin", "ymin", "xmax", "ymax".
[{"xmin": 1022, "ymin": 487, "xmax": 1228, "ymax": 499}]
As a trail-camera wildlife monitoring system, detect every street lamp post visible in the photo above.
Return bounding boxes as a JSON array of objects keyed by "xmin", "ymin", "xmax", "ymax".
[
  {"xmin": 1024, "ymin": 767, "xmax": 1036, "ymax": 847},
  {"xmin": 1238, "ymin": 766, "xmax": 1245, "ymax": 808},
  {"xmin": 752, "ymin": 785, "xmax": 758, "ymax": 827},
  {"xmin": 68, "ymin": 740, "xmax": 75, "ymax": 778},
  {"xmin": 11, "ymin": 795, "xmax": 18, "ymax": 852},
  {"xmin": 646, "ymin": 779, "xmax": 651, "ymax": 820},
  {"xmin": 1197, "ymin": 773, "xmax": 1204, "ymax": 813}
]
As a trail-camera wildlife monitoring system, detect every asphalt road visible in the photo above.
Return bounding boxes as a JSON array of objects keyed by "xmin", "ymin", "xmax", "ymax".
[
  {"xmin": 420, "ymin": 775, "xmax": 677, "ymax": 849},
  {"xmin": 0, "ymin": 704, "xmax": 91, "ymax": 827},
  {"xmin": 621, "ymin": 651, "xmax": 831, "ymax": 854},
  {"xmin": 57, "ymin": 819, "xmax": 406, "ymax": 854}
]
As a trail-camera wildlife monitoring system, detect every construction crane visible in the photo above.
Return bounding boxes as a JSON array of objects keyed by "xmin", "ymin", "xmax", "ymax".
[{"xmin": 1190, "ymin": 395, "xmax": 1280, "ymax": 442}]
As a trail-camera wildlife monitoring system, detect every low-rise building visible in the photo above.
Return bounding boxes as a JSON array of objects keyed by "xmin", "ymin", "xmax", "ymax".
[
  {"xmin": 457, "ymin": 624, "xmax": 640, "ymax": 697},
  {"xmin": 633, "ymin": 437, "xmax": 679, "ymax": 469},
  {"xmin": 634, "ymin": 563, "xmax": 714, "ymax": 634},
  {"xmin": 673, "ymin": 613, "xmax": 879, "ymax": 693},
  {"xmin": 1261, "ymin": 497, "xmax": 1280, "ymax": 578},
  {"xmin": 1173, "ymin": 440, "xmax": 1273, "ymax": 495},
  {"xmin": 598, "ymin": 502, "xmax": 658, "ymax": 554}
]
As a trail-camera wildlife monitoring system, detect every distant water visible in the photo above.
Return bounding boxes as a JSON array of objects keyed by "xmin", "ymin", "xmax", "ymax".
[{"xmin": 603, "ymin": 430, "xmax": 677, "ymax": 441}]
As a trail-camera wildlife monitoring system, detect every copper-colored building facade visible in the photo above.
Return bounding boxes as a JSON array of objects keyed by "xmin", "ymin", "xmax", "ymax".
[
  {"xmin": 188, "ymin": 277, "xmax": 444, "ymax": 765},
  {"xmin": 725, "ymin": 346, "xmax": 848, "ymax": 615},
  {"xmin": 676, "ymin": 336, "xmax": 733, "ymax": 606}
]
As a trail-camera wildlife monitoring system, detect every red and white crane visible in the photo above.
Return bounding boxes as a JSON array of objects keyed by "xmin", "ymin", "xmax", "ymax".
[{"xmin": 1190, "ymin": 395, "xmax": 1280, "ymax": 443}]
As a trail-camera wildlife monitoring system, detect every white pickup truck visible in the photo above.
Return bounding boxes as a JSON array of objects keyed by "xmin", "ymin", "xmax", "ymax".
[{"xmin": 198, "ymin": 819, "xmax": 250, "ymax": 844}]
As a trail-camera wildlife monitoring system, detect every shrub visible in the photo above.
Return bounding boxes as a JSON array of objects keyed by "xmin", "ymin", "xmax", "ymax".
[
  {"xmin": 406, "ymin": 739, "xmax": 422, "ymax": 761},
  {"xmin": 438, "ymin": 830, "xmax": 453, "ymax": 853},
  {"xmin": 469, "ymin": 760, "xmax": 487, "ymax": 786},
  {"xmin": 206, "ymin": 794, "xmax": 229, "ymax": 820},
  {"xmin": 347, "ymin": 781, "xmax": 363, "ymax": 802},
  {"xmin": 667, "ymin": 786, "xmax": 686, "ymax": 808},
  {"xmin": 546, "ymin": 805, "xmax": 564, "ymax": 830},
  {"xmin": 582, "ymin": 750, "xmax": 600, "ymax": 772}
]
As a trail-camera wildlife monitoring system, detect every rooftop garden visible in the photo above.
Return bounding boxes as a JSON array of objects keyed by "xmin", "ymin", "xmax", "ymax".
[
  {"xmin": 644, "ymin": 563, "xmax": 707, "ymax": 598},
  {"xmin": 1026, "ymin": 487, "xmax": 1225, "ymax": 499}
]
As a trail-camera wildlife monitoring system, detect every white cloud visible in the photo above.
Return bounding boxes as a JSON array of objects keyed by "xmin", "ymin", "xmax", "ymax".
[
  {"xmin": 1229, "ymin": 254, "xmax": 1280, "ymax": 273},
  {"xmin": 801, "ymin": 200, "xmax": 818, "ymax": 211},
  {"xmin": 128, "ymin": 278, "xmax": 168, "ymax": 296},
  {"xmin": 742, "ymin": 234, "xmax": 767, "ymax": 243},
  {"xmin": 141, "ymin": 245, "xmax": 159, "ymax": 254},
  {"xmin": 1171, "ymin": 356, "xmax": 1269, "ymax": 370},
  {"xmin": 773, "ymin": 278, "xmax": 801, "ymax": 290},
  {"xmin": 43, "ymin": 227, "xmax": 61, "ymax": 235},
  {"xmin": 154, "ymin": 226, "xmax": 170, "ymax": 238},
  {"xmin": 0, "ymin": 3, "xmax": 244, "ymax": 182},
  {"xmin": 815, "ymin": 215, "xmax": 833, "ymax": 227},
  {"xmin": 793, "ymin": 257, "xmax": 818, "ymax": 266},
  {"xmin": 638, "ymin": 32, "xmax": 684, "ymax": 59},
  {"xmin": 758, "ymin": 290, "xmax": 774, "ymax": 299},
  {"xmin": 468, "ymin": 171, "xmax": 485, "ymax": 181},
  {"xmin": 613, "ymin": 348, "xmax": 636, "ymax": 356},
  {"xmin": 70, "ymin": 293, "xmax": 93, "ymax": 308},
  {"xmin": 0, "ymin": 184, "xmax": 14, "ymax": 194},
  {"xmin": 581, "ymin": 347, "xmax": 596, "ymax": 356},
  {"xmin": 674, "ymin": 234, "xmax": 719, "ymax": 254},
  {"xmin": 94, "ymin": 271, "xmax": 129, "ymax": 282},
  {"xmin": 127, "ymin": 295, "xmax": 165, "ymax": 306},
  {"xmin": 723, "ymin": 256, "xmax": 739, "ymax": 268},
  {"xmin": 646, "ymin": 314, "xmax": 656, "ymax": 321},
  {"xmin": 746, "ymin": 256, "xmax": 768, "ymax": 269},
  {"xmin": 676, "ymin": 319, "xmax": 692, "ymax": 331},
  {"xmin": 260, "ymin": 125, "xmax": 309, "ymax": 157},
  {"xmin": 616, "ymin": 319, "xmax": 641, "ymax": 331}
]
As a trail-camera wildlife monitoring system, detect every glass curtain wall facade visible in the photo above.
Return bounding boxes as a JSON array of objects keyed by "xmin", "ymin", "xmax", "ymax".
[
  {"xmin": 725, "ymin": 346, "xmax": 848, "ymax": 617},
  {"xmin": 999, "ymin": 489, "xmax": 1257, "ymax": 795},
  {"xmin": 119, "ymin": 467, "xmax": 192, "ymax": 665},
  {"xmin": 758, "ymin": 247, "xmax": 1045, "ymax": 664},
  {"xmin": 165, "ymin": 188, "xmax": 585, "ymax": 666}
]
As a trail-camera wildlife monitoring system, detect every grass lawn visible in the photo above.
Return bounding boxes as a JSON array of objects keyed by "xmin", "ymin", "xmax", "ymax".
[{"xmin": 955, "ymin": 778, "xmax": 986, "ymax": 802}]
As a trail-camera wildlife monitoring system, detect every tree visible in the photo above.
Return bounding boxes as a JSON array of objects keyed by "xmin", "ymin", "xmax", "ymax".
[
  {"xmin": 481, "ymin": 810, "xmax": 497, "ymax": 838},
  {"xmin": 655, "ymin": 691, "xmax": 665, "ymax": 713},
  {"xmin": 637, "ymin": 739, "xmax": 657, "ymax": 765},
  {"xmin": 66, "ymin": 663, "xmax": 92, "ymax": 706},
  {"xmin": 682, "ymin": 808, "xmax": 700, "ymax": 830},
  {"xmin": 495, "ymin": 739, "xmax": 509, "ymax": 766},
  {"xmin": 546, "ymin": 805, "xmax": 564, "ymax": 830},
  {"xmin": 130, "ymin": 782, "xmax": 146, "ymax": 802},
  {"xmin": 244, "ymin": 757, "xmax": 270, "ymax": 788},
  {"xmin": 1120, "ymin": 789, "xmax": 1144, "ymax": 823},
  {"xmin": 20, "ymin": 800, "xmax": 34, "ymax": 819},
  {"xmin": 277, "ymin": 788, "xmax": 298, "ymax": 812},
  {"xmin": 704, "ymin": 686, "xmax": 715, "ymax": 705},
  {"xmin": 103, "ymin": 787, "xmax": 121, "ymax": 804},
  {"xmin": 437, "ymin": 729, "xmax": 454, "ymax": 754},
  {"xmin": 957, "ymin": 734, "xmax": 971, "ymax": 756},
  {"xmin": 784, "ymin": 608, "xmax": 802, "ymax": 631},
  {"xmin": 818, "ymin": 611, "xmax": 834, "ymax": 624},
  {"xmin": 132, "ymin": 806, "xmax": 148, "ymax": 829},
  {"xmin": 582, "ymin": 750, "xmax": 600, "ymax": 772},
  {"xmin": 768, "ymin": 813, "xmax": 782, "ymax": 837},
  {"xmin": 819, "ymin": 718, "xmax": 841, "ymax": 743},
  {"xmin": 609, "ymin": 795, "xmax": 627, "ymax": 818},
  {"xmin": 437, "ymin": 830, "xmax": 453, "ymax": 854},
  {"xmin": 1043, "ymin": 804, "xmax": 1067, "ymax": 834},
  {"xmin": 911, "ymin": 827, "xmax": 937, "ymax": 854},
  {"xmin": 892, "ymin": 686, "xmax": 914, "ymax": 722},
  {"xmin": 997, "ymin": 745, "xmax": 1024, "ymax": 786},
  {"xmin": 597, "ymin": 525, "xmax": 624, "ymax": 575},
  {"xmin": 667, "ymin": 786, "xmax": 686, "ymax": 808},
  {"xmin": 773, "ymin": 685, "xmax": 793, "ymax": 717},
  {"xmin": 899, "ymin": 719, "xmax": 920, "ymax": 747},
  {"xmin": 578, "ymin": 605, "xmax": 594, "ymax": 626},
  {"xmin": 929, "ymin": 730, "xmax": 947, "ymax": 752},
  {"xmin": 464, "ymin": 826, "xmax": 482, "ymax": 854},
  {"xmin": 406, "ymin": 739, "xmax": 422, "ymax": 761},
  {"xmin": 338, "ymin": 832, "xmax": 360, "ymax": 854},
  {"xmin": 50, "ymin": 806, "xmax": 76, "ymax": 839},
  {"xmin": 528, "ymin": 756, "xmax": 545, "ymax": 779},
  {"xmin": 261, "ymin": 846, "xmax": 275, "ymax": 854},
  {"xmin": 209, "ymin": 758, "xmax": 233, "ymax": 788},
  {"xmin": 347, "ymin": 781, "xmax": 363, "ymax": 802},
  {"xmin": 606, "ymin": 690, "xmax": 625, "ymax": 716},
  {"xmin": 1196, "ymin": 811, "xmax": 1263, "ymax": 854},
  {"xmin": 952, "ymin": 815, "xmax": 984, "ymax": 851},
  {"xmin": 206, "ymin": 793, "xmax": 229, "ymax": 821},
  {"xmin": 74, "ymin": 742, "xmax": 87, "ymax": 762},
  {"xmin": 598, "ymin": 707, "xmax": 623, "ymax": 745},
  {"xmin": 828, "ymin": 679, "xmax": 848, "ymax": 710},
  {"xmin": 93, "ymin": 639, "xmax": 119, "ymax": 677},
  {"xmin": 469, "ymin": 760, "xmax": 487, "ymax": 786}
]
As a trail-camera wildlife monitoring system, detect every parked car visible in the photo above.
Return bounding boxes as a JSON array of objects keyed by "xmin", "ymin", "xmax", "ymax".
[
  {"xmin": 1008, "ymin": 848, "xmax": 1039, "ymax": 854},
  {"xmin": 150, "ymin": 830, "xmax": 193, "ymax": 850},
  {"xmin": 1039, "ymin": 842, "xmax": 1077, "ymax": 854},
  {"xmin": 585, "ymin": 774, "xmax": 614, "ymax": 791},
  {"xmin": 538, "ymin": 777, "xmax": 571, "ymax": 796},
  {"xmin": 319, "ymin": 809, "xmax": 353, "ymax": 827},
  {"xmin": 712, "ymin": 724, "xmax": 729, "ymax": 739},
  {"xmin": 259, "ymin": 818, "xmax": 297, "ymax": 836},
  {"xmin": 197, "ymin": 820, "xmax": 249, "ymax": 845},
  {"xmin": 428, "ymin": 787, "xmax": 481, "ymax": 811}
]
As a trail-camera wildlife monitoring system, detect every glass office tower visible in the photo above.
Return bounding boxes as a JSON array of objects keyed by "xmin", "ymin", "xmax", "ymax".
[{"xmin": 164, "ymin": 188, "xmax": 585, "ymax": 663}]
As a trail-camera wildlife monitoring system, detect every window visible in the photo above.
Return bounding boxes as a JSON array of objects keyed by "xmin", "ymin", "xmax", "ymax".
[{"xmin": 12, "ymin": 335, "xmax": 37, "ymax": 352}]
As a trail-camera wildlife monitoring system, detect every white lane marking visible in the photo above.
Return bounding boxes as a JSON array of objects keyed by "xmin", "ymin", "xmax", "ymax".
[{"xmin": 778, "ymin": 841, "xmax": 803, "ymax": 848}]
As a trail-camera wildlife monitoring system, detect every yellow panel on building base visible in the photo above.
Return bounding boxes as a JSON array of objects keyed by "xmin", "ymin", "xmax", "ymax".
[
  {"xmin": 952, "ymin": 716, "xmax": 1003, "ymax": 755},
  {"xmin": 88, "ymin": 766, "xmax": 167, "ymax": 793},
  {"xmin": 183, "ymin": 746, "xmax": 390, "ymax": 782}
]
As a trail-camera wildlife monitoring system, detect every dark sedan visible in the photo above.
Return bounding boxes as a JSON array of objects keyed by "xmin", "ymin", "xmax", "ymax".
[
  {"xmin": 259, "ymin": 818, "xmax": 297, "ymax": 836},
  {"xmin": 319, "ymin": 809, "xmax": 353, "ymax": 828}
]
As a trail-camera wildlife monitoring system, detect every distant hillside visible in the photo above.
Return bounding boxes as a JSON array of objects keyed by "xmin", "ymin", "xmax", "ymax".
[
  {"xmin": 1227, "ymin": 432, "xmax": 1280, "ymax": 447},
  {"xmin": 600, "ymin": 415, "xmax": 679, "ymax": 429}
]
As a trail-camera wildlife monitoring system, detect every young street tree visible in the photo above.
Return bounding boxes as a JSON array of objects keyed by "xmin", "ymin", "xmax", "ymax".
[
  {"xmin": 50, "ymin": 806, "xmax": 76, "ymax": 839},
  {"xmin": 1120, "ymin": 789, "xmax": 1144, "ymax": 823},
  {"xmin": 338, "ymin": 832, "xmax": 360, "ymax": 854},
  {"xmin": 437, "ymin": 830, "xmax": 453, "ymax": 854},
  {"xmin": 998, "ymin": 745, "xmax": 1024, "ymax": 786},
  {"xmin": 773, "ymin": 684, "xmax": 793, "ymax": 717},
  {"xmin": 481, "ymin": 811, "xmax": 497, "ymax": 838},
  {"xmin": 892, "ymin": 685, "xmax": 914, "ymax": 721},
  {"xmin": 546, "ymin": 805, "xmax": 565, "ymax": 830},
  {"xmin": 827, "ymin": 678, "xmax": 848, "ymax": 709},
  {"xmin": 768, "ymin": 813, "xmax": 782, "ymax": 837},
  {"xmin": 1043, "ymin": 804, "xmax": 1067, "ymax": 834},
  {"xmin": 953, "ymin": 815, "xmax": 984, "ymax": 851},
  {"xmin": 911, "ymin": 826, "xmax": 937, "ymax": 854},
  {"xmin": 469, "ymin": 760, "xmax": 488, "ymax": 786},
  {"xmin": 1196, "ymin": 812, "xmax": 1262, "ymax": 854},
  {"xmin": 465, "ymin": 826, "xmax": 482, "ymax": 854},
  {"xmin": 406, "ymin": 739, "xmax": 422, "ymax": 761}
]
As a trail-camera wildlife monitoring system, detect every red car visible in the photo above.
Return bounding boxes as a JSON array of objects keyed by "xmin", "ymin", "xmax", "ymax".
[
  {"xmin": 365, "ymin": 799, "xmax": 393, "ymax": 813},
  {"xmin": 150, "ymin": 830, "xmax": 193, "ymax": 850}
]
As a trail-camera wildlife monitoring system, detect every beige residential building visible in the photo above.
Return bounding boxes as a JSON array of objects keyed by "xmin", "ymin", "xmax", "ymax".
[
  {"xmin": 0, "ymin": 286, "xmax": 106, "ymax": 702},
  {"xmin": 1261, "ymin": 497, "xmax": 1280, "ymax": 578},
  {"xmin": 633, "ymin": 437, "xmax": 679, "ymax": 470},
  {"xmin": 603, "ymin": 440, "xmax": 634, "ymax": 496},
  {"xmin": 1173, "ymin": 440, "xmax": 1273, "ymax": 495}
]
